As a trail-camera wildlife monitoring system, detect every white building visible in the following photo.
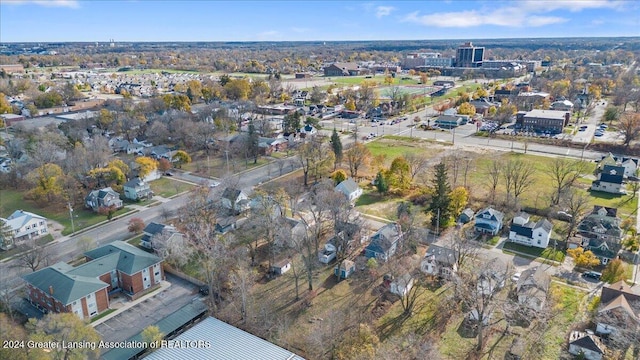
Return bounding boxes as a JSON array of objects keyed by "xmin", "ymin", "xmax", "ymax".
[{"xmin": 1, "ymin": 210, "xmax": 49, "ymax": 250}]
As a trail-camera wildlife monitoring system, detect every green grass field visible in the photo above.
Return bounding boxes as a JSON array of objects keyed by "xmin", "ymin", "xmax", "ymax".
[
  {"xmin": 0, "ymin": 189, "xmax": 133, "ymax": 235},
  {"xmin": 150, "ymin": 178, "xmax": 195, "ymax": 198}
]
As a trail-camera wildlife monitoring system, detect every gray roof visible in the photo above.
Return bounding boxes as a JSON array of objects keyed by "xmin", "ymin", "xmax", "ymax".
[
  {"xmin": 143, "ymin": 316, "xmax": 305, "ymax": 360},
  {"xmin": 4, "ymin": 210, "xmax": 46, "ymax": 230},
  {"xmin": 101, "ymin": 300, "xmax": 209, "ymax": 360},
  {"xmin": 425, "ymin": 245, "xmax": 457, "ymax": 266},
  {"xmin": 123, "ymin": 177, "xmax": 145, "ymax": 188},
  {"xmin": 143, "ymin": 222, "xmax": 167, "ymax": 236},
  {"xmin": 335, "ymin": 178, "xmax": 360, "ymax": 195},
  {"xmin": 22, "ymin": 263, "xmax": 108, "ymax": 305},
  {"xmin": 569, "ymin": 332, "xmax": 604, "ymax": 354},
  {"xmin": 84, "ymin": 241, "xmax": 162, "ymax": 275},
  {"xmin": 476, "ymin": 207, "xmax": 504, "ymax": 222}
]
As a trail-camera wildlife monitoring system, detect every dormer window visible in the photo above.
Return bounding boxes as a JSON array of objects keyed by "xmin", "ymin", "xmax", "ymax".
[{"xmin": 483, "ymin": 214, "xmax": 491, "ymax": 219}]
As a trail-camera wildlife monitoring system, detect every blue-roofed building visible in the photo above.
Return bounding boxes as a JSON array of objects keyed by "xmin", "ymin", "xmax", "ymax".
[
  {"xmin": 508, "ymin": 212, "xmax": 553, "ymax": 248},
  {"xmin": 364, "ymin": 223, "xmax": 403, "ymax": 262},
  {"xmin": 474, "ymin": 207, "xmax": 504, "ymax": 235}
]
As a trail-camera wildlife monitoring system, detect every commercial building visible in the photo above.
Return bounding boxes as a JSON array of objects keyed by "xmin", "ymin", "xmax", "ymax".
[
  {"xmin": 456, "ymin": 42, "xmax": 484, "ymax": 68},
  {"xmin": 516, "ymin": 109, "xmax": 570, "ymax": 134}
]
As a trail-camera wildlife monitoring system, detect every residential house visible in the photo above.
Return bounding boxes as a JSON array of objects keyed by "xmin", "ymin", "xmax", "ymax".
[
  {"xmin": 390, "ymin": 273, "xmax": 414, "ymax": 297},
  {"xmin": 568, "ymin": 331, "xmax": 605, "ymax": 360},
  {"xmin": 508, "ymin": 212, "xmax": 553, "ymax": 249},
  {"xmin": 420, "ymin": 244, "xmax": 458, "ymax": 280},
  {"xmin": 477, "ymin": 258, "xmax": 507, "ymax": 296},
  {"xmin": 23, "ymin": 241, "xmax": 163, "ymax": 319},
  {"xmin": 515, "ymin": 266, "xmax": 551, "ymax": 311},
  {"xmin": 364, "ymin": 223, "xmax": 403, "ymax": 262},
  {"xmin": 215, "ymin": 216, "xmax": 237, "ymax": 234},
  {"xmin": 221, "ymin": 188, "xmax": 250, "ymax": 215},
  {"xmin": 469, "ymin": 98, "xmax": 499, "ymax": 116},
  {"xmin": 85, "ymin": 187, "xmax": 123, "ymax": 212},
  {"xmin": 113, "ymin": 139, "xmax": 144, "ymax": 155},
  {"xmin": 550, "ymin": 99, "xmax": 574, "ymax": 111},
  {"xmin": 335, "ymin": 178, "xmax": 363, "ymax": 202},
  {"xmin": 591, "ymin": 165, "xmax": 625, "ymax": 194},
  {"xmin": 275, "ymin": 217, "xmax": 307, "ymax": 248},
  {"xmin": 123, "ymin": 177, "xmax": 153, "ymax": 201},
  {"xmin": 323, "ymin": 62, "xmax": 361, "ymax": 77},
  {"xmin": 596, "ymin": 280, "xmax": 640, "ymax": 335},
  {"xmin": 334, "ymin": 259, "xmax": 355, "ymax": 279},
  {"xmin": 0, "ymin": 156, "xmax": 11, "ymax": 173},
  {"xmin": 597, "ymin": 154, "xmax": 639, "ymax": 179},
  {"xmin": 144, "ymin": 145, "xmax": 174, "ymax": 160},
  {"xmin": 474, "ymin": 207, "xmax": 504, "ymax": 235},
  {"xmin": 578, "ymin": 206, "xmax": 622, "ymax": 243},
  {"xmin": 458, "ymin": 208, "xmax": 475, "ymax": 224},
  {"xmin": 0, "ymin": 210, "xmax": 48, "ymax": 250},
  {"xmin": 140, "ymin": 222, "xmax": 183, "ymax": 253},
  {"xmin": 258, "ymin": 137, "xmax": 287, "ymax": 155}
]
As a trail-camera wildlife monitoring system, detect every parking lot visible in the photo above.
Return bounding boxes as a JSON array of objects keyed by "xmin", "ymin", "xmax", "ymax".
[{"xmin": 95, "ymin": 273, "xmax": 201, "ymax": 342}]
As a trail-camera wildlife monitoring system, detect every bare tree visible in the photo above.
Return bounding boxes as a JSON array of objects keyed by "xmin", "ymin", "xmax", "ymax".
[
  {"xmin": 403, "ymin": 152, "xmax": 430, "ymax": 183},
  {"xmin": 14, "ymin": 239, "xmax": 51, "ymax": 272},
  {"xmin": 504, "ymin": 159, "xmax": 536, "ymax": 206},
  {"xmin": 619, "ymin": 112, "xmax": 640, "ymax": 147},
  {"xmin": 297, "ymin": 136, "xmax": 326, "ymax": 186},
  {"xmin": 151, "ymin": 231, "xmax": 192, "ymax": 267},
  {"xmin": 229, "ymin": 261, "xmax": 256, "ymax": 324},
  {"xmin": 561, "ymin": 189, "xmax": 591, "ymax": 243},
  {"xmin": 345, "ymin": 143, "xmax": 372, "ymax": 179},
  {"xmin": 545, "ymin": 158, "xmax": 588, "ymax": 206},
  {"xmin": 486, "ymin": 160, "xmax": 501, "ymax": 204},
  {"xmin": 453, "ymin": 258, "xmax": 511, "ymax": 352}
]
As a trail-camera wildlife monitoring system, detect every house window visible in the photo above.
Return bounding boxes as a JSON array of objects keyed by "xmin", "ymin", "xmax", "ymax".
[
  {"xmin": 144, "ymin": 277, "xmax": 147, "ymax": 282},
  {"xmin": 143, "ymin": 268, "xmax": 147, "ymax": 273},
  {"xmin": 154, "ymin": 272, "xmax": 160, "ymax": 277},
  {"xmin": 87, "ymin": 294, "xmax": 92, "ymax": 299},
  {"xmin": 73, "ymin": 301, "xmax": 77, "ymax": 305}
]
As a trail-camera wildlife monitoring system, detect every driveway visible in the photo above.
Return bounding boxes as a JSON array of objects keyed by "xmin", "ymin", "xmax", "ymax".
[{"xmin": 95, "ymin": 273, "xmax": 202, "ymax": 343}]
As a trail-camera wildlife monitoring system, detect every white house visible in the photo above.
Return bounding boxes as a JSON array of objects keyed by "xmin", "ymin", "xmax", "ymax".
[
  {"xmin": 516, "ymin": 266, "xmax": 551, "ymax": 311},
  {"xmin": 508, "ymin": 212, "xmax": 553, "ymax": 248},
  {"xmin": 335, "ymin": 178, "xmax": 363, "ymax": 202},
  {"xmin": 221, "ymin": 188, "xmax": 250, "ymax": 214},
  {"xmin": 390, "ymin": 273, "xmax": 414, "ymax": 297},
  {"xmin": 420, "ymin": 244, "xmax": 457, "ymax": 280},
  {"xmin": 1, "ymin": 210, "xmax": 48, "ymax": 249},
  {"xmin": 568, "ymin": 331, "xmax": 605, "ymax": 360},
  {"xmin": 591, "ymin": 165, "xmax": 625, "ymax": 194}
]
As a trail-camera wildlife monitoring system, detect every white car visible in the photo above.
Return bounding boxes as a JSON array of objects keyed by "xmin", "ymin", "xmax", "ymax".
[
  {"xmin": 209, "ymin": 181, "xmax": 220, "ymax": 188},
  {"xmin": 511, "ymin": 273, "xmax": 521, "ymax": 283}
]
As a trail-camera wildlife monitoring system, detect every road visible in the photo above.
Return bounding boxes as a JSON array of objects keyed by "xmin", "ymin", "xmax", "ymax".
[{"xmin": 0, "ymin": 157, "xmax": 303, "ymax": 291}]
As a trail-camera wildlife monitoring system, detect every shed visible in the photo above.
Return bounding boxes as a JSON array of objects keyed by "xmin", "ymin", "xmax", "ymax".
[
  {"xmin": 270, "ymin": 260, "xmax": 291, "ymax": 275},
  {"xmin": 334, "ymin": 259, "xmax": 355, "ymax": 279}
]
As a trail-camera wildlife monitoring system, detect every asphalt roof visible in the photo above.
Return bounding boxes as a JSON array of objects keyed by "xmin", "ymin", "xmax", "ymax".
[
  {"xmin": 3, "ymin": 210, "xmax": 46, "ymax": 231},
  {"xmin": 424, "ymin": 245, "xmax": 457, "ymax": 266},
  {"xmin": 335, "ymin": 178, "xmax": 360, "ymax": 195},
  {"xmin": 22, "ymin": 263, "xmax": 109, "ymax": 305},
  {"xmin": 84, "ymin": 241, "xmax": 162, "ymax": 275},
  {"xmin": 143, "ymin": 222, "xmax": 167, "ymax": 236},
  {"xmin": 143, "ymin": 316, "xmax": 305, "ymax": 360},
  {"xmin": 569, "ymin": 332, "xmax": 604, "ymax": 354}
]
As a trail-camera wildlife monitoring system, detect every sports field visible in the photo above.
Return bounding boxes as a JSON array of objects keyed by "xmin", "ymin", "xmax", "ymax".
[{"xmin": 378, "ymin": 85, "xmax": 438, "ymax": 98}]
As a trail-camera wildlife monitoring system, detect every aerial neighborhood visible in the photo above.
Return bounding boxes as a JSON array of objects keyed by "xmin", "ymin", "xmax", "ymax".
[{"xmin": 1, "ymin": 10, "xmax": 640, "ymax": 360}]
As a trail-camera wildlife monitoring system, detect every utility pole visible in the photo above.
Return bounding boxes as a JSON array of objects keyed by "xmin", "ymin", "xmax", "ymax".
[
  {"xmin": 436, "ymin": 208, "xmax": 440, "ymax": 238},
  {"xmin": 224, "ymin": 150, "xmax": 230, "ymax": 174},
  {"xmin": 68, "ymin": 202, "xmax": 75, "ymax": 235}
]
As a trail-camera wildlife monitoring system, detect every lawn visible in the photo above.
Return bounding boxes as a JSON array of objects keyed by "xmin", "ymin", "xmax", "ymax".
[
  {"xmin": 0, "ymin": 189, "xmax": 133, "ymax": 236},
  {"xmin": 90, "ymin": 308, "xmax": 117, "ymax": 323},
  {"xmin": 149, "ymin": 178, "xmax": 195, "ymax": 198},
  {"xmin": 355, "ymin": 191, "xmax": 402, "ymax": 221},
  {"xmin": 365, "ymin": 136, "xmax": 446, "ymax": 167},
  {"xmin": 502, "ymin": 242, "xmax": 566, "ymax": 263}
]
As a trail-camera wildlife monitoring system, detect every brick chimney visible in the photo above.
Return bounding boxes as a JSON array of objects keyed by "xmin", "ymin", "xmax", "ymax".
[{"xmin": 49, "ymin": 285, "xmax": 54, "ymax": 296}]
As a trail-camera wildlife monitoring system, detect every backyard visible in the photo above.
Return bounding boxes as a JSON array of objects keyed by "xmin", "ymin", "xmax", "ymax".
[{"xmin": 149, "ymin": 177, "xmax": 195, "ymax": 198}]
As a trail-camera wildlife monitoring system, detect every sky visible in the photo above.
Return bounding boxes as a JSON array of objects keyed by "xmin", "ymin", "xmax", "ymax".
[{"xmin": 0, "ymin": 0, "xmax": 639, "ymax": 42}]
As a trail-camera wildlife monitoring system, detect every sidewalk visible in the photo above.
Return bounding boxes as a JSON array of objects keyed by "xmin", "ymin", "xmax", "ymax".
[{"xmin": 90, "ymin": 280, "xmax": 172, "ymax": 327}]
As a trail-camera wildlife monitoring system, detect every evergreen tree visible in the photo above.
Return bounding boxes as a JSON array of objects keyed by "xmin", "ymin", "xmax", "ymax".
[
  {"xmin": 247, "ymin": 121, "xmax": 260, "ymax": 164},
  {"xmin": 428, "ymin": 162, "xmax": 452, "ymax": 229},
  {"xmin": 375, "ymin": 171, "xmax": 388, "ymax": 194},
  {"xmin": 330, "ymin": 128, "xmax": 343, "ymax": 169}
]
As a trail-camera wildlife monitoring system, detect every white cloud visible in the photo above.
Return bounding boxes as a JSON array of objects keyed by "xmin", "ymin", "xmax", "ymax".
[
  {"xmin": 375, "ymin": 5, "xmax": 395, "ymax": 18},
  {"xmin": 402, "ymin": 0, "xmax": 621, "ymax": 28},
  {"xmin": 2, "ymin": 0, "xmax": 80, "ymax": 8}
]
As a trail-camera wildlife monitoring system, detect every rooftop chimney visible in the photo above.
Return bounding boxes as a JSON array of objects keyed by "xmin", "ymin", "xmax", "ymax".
[{"xmin": 49, "ymin": 285, "xmax": 54, "ymax": 296}]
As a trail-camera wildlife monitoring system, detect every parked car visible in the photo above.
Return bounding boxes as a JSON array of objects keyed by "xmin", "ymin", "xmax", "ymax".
[
  {"xmin": 511, "ymin": 272, "xmax": 521, "ymax": 282},
  {"xmin": 582, "ymin": 271, "xmax": 602, "ymax": 280}
]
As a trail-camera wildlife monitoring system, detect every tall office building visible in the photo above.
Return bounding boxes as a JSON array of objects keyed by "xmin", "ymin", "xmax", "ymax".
[{"xmin": 456, "ymin": 42, "xmax": 484, "ymax": 68}]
